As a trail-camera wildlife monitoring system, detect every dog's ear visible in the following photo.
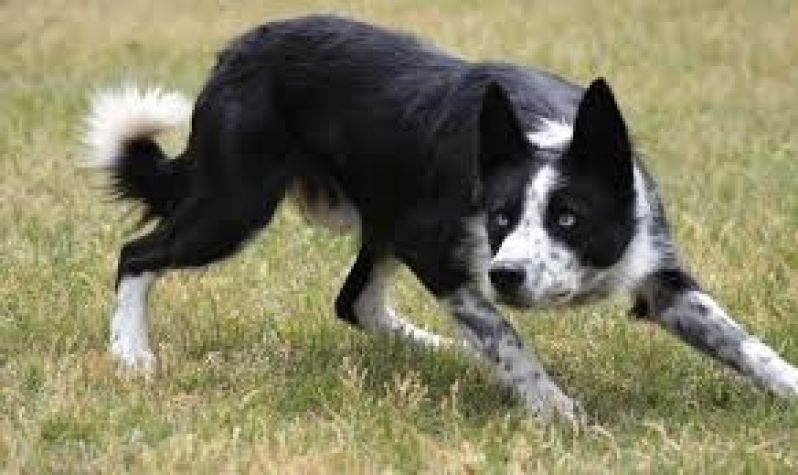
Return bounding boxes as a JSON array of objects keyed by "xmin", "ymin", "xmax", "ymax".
[
  {"xmin": 565, "ymin": 78, "xmax": 633, "ymax": 195},
  {"xmin": 478, "ymin": 82, "xmax": 529, "ymax": 177}
]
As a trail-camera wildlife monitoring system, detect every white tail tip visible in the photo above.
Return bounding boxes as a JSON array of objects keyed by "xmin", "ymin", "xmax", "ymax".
[{"xmin": 83, "ymin": 85, "xmax": 192, "ymax": 168}]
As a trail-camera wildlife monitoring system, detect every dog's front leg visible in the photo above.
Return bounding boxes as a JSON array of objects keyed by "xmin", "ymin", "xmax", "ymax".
[
  {"xmin": 634, "ymin": 269, "xmax": 798, "ymax": 397},
  {"xmin": 445, "ymin": 286, "xmax": 580, "ymax": 420}
]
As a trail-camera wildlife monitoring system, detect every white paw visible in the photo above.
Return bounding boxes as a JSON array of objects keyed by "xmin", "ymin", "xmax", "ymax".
[
  {"xmin": 766, "ymin": 364, "xmax": 798, "ymax": 398},
  {"xmin": 741, "ymin": 340, "xmax": 798, "ymax": 398},
  {"xmin": 110, "ymin": 339, "xmax": 156, "ymax": 375}
]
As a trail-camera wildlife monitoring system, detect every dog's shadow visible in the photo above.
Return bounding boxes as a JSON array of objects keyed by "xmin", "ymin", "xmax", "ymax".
[{"xmin": 170, "ymin": 310, "xmax": 787, "ymax": 429}]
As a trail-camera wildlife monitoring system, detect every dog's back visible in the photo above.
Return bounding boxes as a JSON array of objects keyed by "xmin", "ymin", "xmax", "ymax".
[{"xmin": 196, "ymin": 16, "xmax": 586, "ymax": 229}]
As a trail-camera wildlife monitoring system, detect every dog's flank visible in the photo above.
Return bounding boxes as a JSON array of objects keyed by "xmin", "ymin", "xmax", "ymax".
[{"xmin": 84, "ymin": 15, "xmax": 798, "ymax": 419}]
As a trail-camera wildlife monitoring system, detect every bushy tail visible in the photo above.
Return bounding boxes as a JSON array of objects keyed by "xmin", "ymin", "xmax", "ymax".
[{"xmin": 84, "ymin": 85, "xmax": 193, "ymax": 223}]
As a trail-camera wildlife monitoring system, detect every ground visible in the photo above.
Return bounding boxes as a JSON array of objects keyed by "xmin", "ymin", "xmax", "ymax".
[{"xmin": 1, "ymin": 0, "xmax": 797, "ymax": 472}]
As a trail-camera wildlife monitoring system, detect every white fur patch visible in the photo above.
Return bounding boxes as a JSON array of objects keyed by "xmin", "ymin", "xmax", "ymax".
[
  {"xmin": 526, "ymin": 118, "xmax": 573, "ymax": 150},
  {"xmin": 353, "ymin": 261, "xmax": 445, "ymax": 347},
  {"xmin": 492, "ymin": 166, "xmax": 557, "ymax": 268},
  {"xmin": 110, "ymin": 272, "xmax": 156, "ymax": 372},
  {"xmin": 691, "ymin": 292, "xmax": 742, "ymax": 329},
  {"xmin": 84, "ymin": 85, "xmax": 192, "ymax": 168},
  {"xmin": 739, "ymin": 339, "xmax": 798, "ymax": 397}
]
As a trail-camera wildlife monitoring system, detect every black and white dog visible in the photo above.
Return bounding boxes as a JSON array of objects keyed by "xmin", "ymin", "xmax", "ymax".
[{"xmin": 85, "ymin": 15, "xmax": 798, "ymax": 419}]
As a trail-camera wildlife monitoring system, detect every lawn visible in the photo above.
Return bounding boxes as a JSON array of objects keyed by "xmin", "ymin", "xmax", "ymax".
[{"xmin": 1, "ymin": 0, "xmax": 797, "ymax": 472}]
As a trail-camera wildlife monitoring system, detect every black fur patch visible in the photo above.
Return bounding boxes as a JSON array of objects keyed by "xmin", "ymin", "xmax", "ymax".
[
  {"xmin": 631, "ymin": 269, "xmax": 699, "ymax": 319},
  {"xmin": 112, "ymin": 138, "xmax": 190, "ymax": 224}
]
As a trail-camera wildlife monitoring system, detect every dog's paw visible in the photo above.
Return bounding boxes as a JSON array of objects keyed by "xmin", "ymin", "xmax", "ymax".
[
  {"xmin": 525, "ymin": 384, "xmax": 584, "ymax": 424},
  {"xmin": 110, "ymin": 341, "xmax": 156, "ymax": 376},
  {"xmin": 766, "ymin": 363, "xmax": 798, "ymax": 398},
  {"xmin": 740, "ymin": 340, "xmax": 798, "ymax": 398}
]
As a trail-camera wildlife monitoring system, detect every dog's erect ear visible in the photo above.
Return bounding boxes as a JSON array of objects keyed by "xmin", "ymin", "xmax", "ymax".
[
  {"xmin": 478, "ymin": 82, "xmax": 529, "ymax": 176},
  {"xmin": 566, "ymin": 78, "xmax": 633, "ymax": 194}
]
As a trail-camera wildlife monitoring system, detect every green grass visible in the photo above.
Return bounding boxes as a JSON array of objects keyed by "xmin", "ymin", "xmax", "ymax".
[{"xmin": 2, "ymin": 0, "xmax": 798, "ymax": 472}]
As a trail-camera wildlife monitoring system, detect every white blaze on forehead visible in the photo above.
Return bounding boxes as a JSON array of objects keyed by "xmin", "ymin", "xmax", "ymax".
[
  {"xmin": 492, "ymin": 165, "xmax": 560, "ymax": 262},
  {"xmin": 526, "ymin": 118, "xmax": 573, "ymax": 150},
  {"xmin": 496, "ymin": 114, "xmax": 574, "ymax": 265}
]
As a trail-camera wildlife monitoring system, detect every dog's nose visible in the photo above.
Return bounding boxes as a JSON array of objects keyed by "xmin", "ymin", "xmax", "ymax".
[{"xmin": 489, "ymin": 264, "xmax": 525, "ymax": 293}]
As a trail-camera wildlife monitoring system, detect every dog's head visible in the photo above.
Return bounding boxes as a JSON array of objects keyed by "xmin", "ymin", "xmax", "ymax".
[{"xmin": 480, "ymin": 78, "xmax": 656, "ymax": 307}]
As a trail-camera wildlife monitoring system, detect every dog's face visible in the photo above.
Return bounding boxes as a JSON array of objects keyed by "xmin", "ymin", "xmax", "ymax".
[{"xmin": 480, "ymin": 79, "xmax": 637, "ymax": 307}]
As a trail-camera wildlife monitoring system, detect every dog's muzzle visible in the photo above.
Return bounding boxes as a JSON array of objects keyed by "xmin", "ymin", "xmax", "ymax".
[{"xmin": 489, "ymin": 261, "xmax": 578, "ymax": 307}]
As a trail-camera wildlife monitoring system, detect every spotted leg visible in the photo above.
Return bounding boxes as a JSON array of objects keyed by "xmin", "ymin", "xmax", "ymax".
[
  {"xmin": 633, "ymin": 269, "xmax": 798, "ymax": 397},
  {"xmin": 444, "ymin": 286, "xmax": 580, "ymax": 420},
  {"xmin": 393, "ymin": 214, "xmax": 580, "ymax": 421}
]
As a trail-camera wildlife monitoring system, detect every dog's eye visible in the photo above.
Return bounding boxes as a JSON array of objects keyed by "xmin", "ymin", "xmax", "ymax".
[
  {"xmin": 557, "ymin": 213, "xmax": 576, "ymax": 228},
  {"xmin": 495, "ymin": 214, "xmax": 509, "ymax": 227}
]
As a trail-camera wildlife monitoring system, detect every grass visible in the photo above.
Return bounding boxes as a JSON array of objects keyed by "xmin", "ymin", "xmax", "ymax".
[{"xmin": 1, "ymin": 0, "xmax": 797, "ymax": 472}]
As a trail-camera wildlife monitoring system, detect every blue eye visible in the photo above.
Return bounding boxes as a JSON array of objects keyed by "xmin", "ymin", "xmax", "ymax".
[{"xmin": 557, "ymin": 213, "xmax": 576, "ymax": 227}]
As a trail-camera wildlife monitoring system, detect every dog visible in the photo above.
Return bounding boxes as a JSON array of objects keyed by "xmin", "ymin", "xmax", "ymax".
[{"xmin": 84, "ymin": 15, "xmax": 798, "ymax": 420}]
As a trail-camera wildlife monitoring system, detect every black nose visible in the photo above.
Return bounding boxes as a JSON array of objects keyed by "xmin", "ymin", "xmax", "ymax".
[{"xmin": 489, "ymin": 265, "xmax": 525, "ymax": 293}]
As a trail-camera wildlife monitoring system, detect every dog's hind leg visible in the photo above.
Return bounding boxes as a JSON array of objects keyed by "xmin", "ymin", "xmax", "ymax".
[
  {"xmin": 109, "ymin": 268, "xmax": 157, "ymax": 373},
  {"xmin": 335, "ymin": 244, "xmax": 447, "ymax": 348},
  {"xmin": 633, "ymin": 269, "xmax": 798, "ymax": 397},
  {"xmin": 111, "ymin": 161, "xmax": 293, "ymax": 372}
]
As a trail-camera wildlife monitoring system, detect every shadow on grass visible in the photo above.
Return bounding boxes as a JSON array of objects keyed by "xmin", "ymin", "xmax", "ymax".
[
  {"xmin": 151, "ymin": 307, "xmax": 797, "ymax": 435},
  {"xmin": 260, "ymin": 321, "xmax": 522, "ymax": 427}
]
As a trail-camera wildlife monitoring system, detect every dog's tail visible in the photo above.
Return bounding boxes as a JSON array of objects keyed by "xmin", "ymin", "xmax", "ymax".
[{"xmin": 83, "ymin": 85, "xmax": 193, "ymax": 224}]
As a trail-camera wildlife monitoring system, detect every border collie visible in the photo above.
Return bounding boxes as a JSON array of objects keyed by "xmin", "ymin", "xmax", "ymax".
[{"xmin": 84, "ymin": 15, "xmax": 798, "ymax": 420}]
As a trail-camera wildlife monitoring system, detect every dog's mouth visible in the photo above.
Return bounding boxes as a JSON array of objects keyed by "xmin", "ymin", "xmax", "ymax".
[
  {"xmin": 488, "ymin": 264, "xmax": 610, "ymax": 308},
  {"xmin": 493, "ymin": 288, "xmax": 575, "ymax": 309}
]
